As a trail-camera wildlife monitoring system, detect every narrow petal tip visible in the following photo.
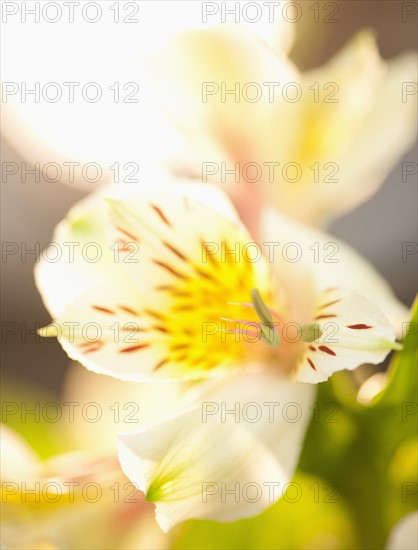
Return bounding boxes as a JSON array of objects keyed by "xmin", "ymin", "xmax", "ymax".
[{"xmin": 38, "ymin": 324, "xmax": 59, "ymax": 338}]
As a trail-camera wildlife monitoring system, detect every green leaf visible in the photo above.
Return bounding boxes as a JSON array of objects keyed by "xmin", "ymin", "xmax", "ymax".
[{"xmin": 372, "ymin": 297, "xmax": 417, "ymax": 408}]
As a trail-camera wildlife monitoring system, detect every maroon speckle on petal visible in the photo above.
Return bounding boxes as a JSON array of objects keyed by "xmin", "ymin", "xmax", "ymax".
[
  {"xmin": 150, "ymin": 204, "xmax": 172, "ymax": 227},
  {"xmin": 153, "ymin": 260, "xmax": 188, "ymax": 280},
  {"xmin": 154, "ymin": 358, "xmax": 169, "ymax": 371},
  {"xmin": 315, "ymin": 314, "xmax": 337, "ymax": 320},
  {"xmin": 307, "ymin": 358, "xmax": 317, "ymax": 371},
  {"xmin": 116, "ymin": 226, "xmax": 139, "ymax": 242},
  {"xmin": 118, "ymin": 305, "xmax": 139, "ymax": 316},
  {"xmin": 319, "ymin": 345, "xmax": 336, "ymax": 356},
  {"xmin": 319, "ymin": 299, "xmax": 341, "ymax": 310},
  {"xmin": 92, "ymin": 305, "xmax": 115, "ymax": 315},
  {"xmin": 347, "ymin": 324, "xmax": 372, "ymax": 330},
  {"xmin": 119, "ymin": 344, "xmax": 150, "ymax": 353},
  {"xmin": 79, "ymin": 341, "xmax": 103, "ymax": 354},
  {"xmin": 162, "ymin": 241, "xmax": 188, "ymax": 261}
]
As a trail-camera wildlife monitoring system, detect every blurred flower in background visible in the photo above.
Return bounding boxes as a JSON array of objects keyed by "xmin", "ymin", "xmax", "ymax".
[
  {"xmin": 146, "ymin": 28, "xmax": 417, "ymax": 231},
  {"xmin": 2, "ymin": 1, "xmax": 416, "ymax": 228},
  {"xmin": 1, "ymin": 372, "xmax": 183, "ymax": 549},
  {"xmin": 0, "ymin": 425, "xmax": 168, "ymax": 550},
  {"xmin": 1, "ymin": 1, "xmax": 294, "ymax": 186}
]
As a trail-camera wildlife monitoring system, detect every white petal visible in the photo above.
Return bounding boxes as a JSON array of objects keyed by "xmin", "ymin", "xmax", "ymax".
[
  {"xmin": 2, "ymin": 2, "xmax": 293, "ymax": 189},
  {"xmin": 39, "ymin": 180, "xmax": 274, "ymax": 381},
  {"xmin": 385, "ymin": 512, "xmax": 418, "ymax": 550},
  {"xmin": 35, "ymin": 172, "xmax": 240, "ymax": 318},
  {"xmin": 34, "ymin": 188, "xmax": 125, "ymax": 318},
  {"xmin": 102, "ymin": 180, "xmax": 267, "ymax": 293},
  {"xmin": 39, "ymin": 282, "xmax": 172, "ymax": 382},
  {"xmin": 261, "ymin": 207, "xmax": 408, "ymax": 335},
  {"xmin": 118, "ymin": 370, "xmax": 314, "ymax": 531},
  {"xmin": 266, "ymin": 32, "xmax": 418, "ymax": 226},
  {"xmin": 296, "ymin": 289, "xmax": 399, "ymax": 383},
  {"xmin": 141, "ymin": 1, "xmax": 296, "ymax": 54},
  {"xmin": 1, "ymin": 11, "xmax": 189, "ymax": 184},
  {"xmin": 335, "ymin": 51, "xmax": 418, "ymax": 221},
  {"xmin": 146, "ymin": 26, "xmax": 298, "ymax": 192}
]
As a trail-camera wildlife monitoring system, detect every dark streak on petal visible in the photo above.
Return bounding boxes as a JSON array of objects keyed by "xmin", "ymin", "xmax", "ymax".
[
  {"xmin": 194, "ymin": 267, "xmax": 215, "ymax": 281},
  {"xmin": 118, "ymin": 305, "xmax": 139, "ymax": 316},
  {"xmin": 145, "ymin": 309, "xmax": 166, "ymax": 320},
  {"xmin": 319, "ymin": 345, "xmax": 336, "ymax": 356},
  {"xmin": 119, "ymin": 344, "xmax": 150, "ymax": 353},
  {"xmin": 155, "ymin": 285, "xmax": 175, "ymax": 292},
  {"xmin": 162, "ymin": 241, "xmax": 188, "ymax": 261},
  {"xmin": 307, "ymin": 358, "xmax": 317, "ymax": 371},
  {"xmin": 173, "ymin": 305, "xmax": 193, "ymax": 312},
  {"xmin": 315, "ymin": 314, "xmax": 337, "ymax": 320},
  {"xmin": 153, "ymin": 325, "xmax": 169, "ymax": 333},
  {"xmin": 171, "ymin": 344, "xmax": 189, "ymax": 351},
  {"xmin": 79, "ymin": 341, "xmax": 101, "ymax": 348},
  {"xmin": 82, "ymin": 347, "xmax": 101, "ymax": 354},
  {"xmin": 153, "ymin": 260, "xmax": 188, "ymax": 280},
  {"xmin": 116, "ymin": 226, "xmax": 139, "ymax": 242},
  {"xmin": 154, "ymin": 358, "xmax": 169, "ymax": 371},
  {"xmin": 151, "ymin": 204, "xmax": 172, "ymax": 227},
  {"xmin": 80, "ymin": 342, "xmax": 103, "ymax": 354},
  {"xmin": 92, "ymin": 305, "xmax": 115, "ymax": 315},
  {"xmin": 347, "ymin": 324, "xmax": 372, "ymax": 330},
  {"xmin": 121, "ymin": 326, "xmax": 146, "ymax": 332},
  {"xmin": 319, "ymin": 299, "xmax": 341, "ymax": 310}
]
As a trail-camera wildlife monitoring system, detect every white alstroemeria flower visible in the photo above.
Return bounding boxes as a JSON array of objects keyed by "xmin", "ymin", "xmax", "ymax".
[
  {"xmin": 149, "ymin": 29, "xmax": 417, "ymax": 228},
  {"xmin": 385, "ymin": 512, "xmax": 418, "ymax": 550},
  {"xmin": 0, "ymin": 425, "xmax": 167, "ymax": 550},
  {"xmin": 36, "ymin": 175, "xmax": 403, "ymax": 530}
]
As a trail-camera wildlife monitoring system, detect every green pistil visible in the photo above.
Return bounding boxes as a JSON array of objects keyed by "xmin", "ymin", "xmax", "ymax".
[
  {"xmin": 259, "ymin": 322, "xmax": 281, "ymax": 347},
  {"xmin": 301, "ymin": 322, "xmax": 323, "ymax": 343},
  {"xmin": 251, "ymin": 288, "xmax": 273, "ymax": 324},
  {"xmin": 251, "ymin": 289, "xmax": 280, "ymax": 347},
  {"xmin": 251, "ymin": 289, "xmax": 323, "ymax": 346}
]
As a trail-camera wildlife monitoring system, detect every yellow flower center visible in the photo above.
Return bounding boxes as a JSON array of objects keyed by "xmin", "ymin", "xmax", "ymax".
[{"xmin": 146, "ymin": 238, "xmax": 280, "ymax": 376}]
